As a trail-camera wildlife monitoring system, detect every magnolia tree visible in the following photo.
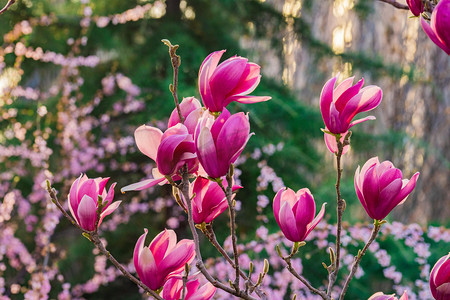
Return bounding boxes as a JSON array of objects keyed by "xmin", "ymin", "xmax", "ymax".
[{"xmin": 1, "ymin": 1, "xmax": 450, "ymax": 300}]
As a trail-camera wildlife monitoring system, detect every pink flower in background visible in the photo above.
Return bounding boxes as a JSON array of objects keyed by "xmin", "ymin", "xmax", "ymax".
[
  {"xmin": 421, "ymin": 0, "xmax": 450, "ymax": 55},
  {"xmin": 368, "ymin": 291, "xmax": 408, "ymax": 300},
  {"xmin": 121, "ymin": 123, "xmax": 198, "ymax": 192},
  {"xmin": 430, "ymin": 253, "xmax": 450, "ymax": 300},
  {"xmin": 355, "ymin": 157, "xmax": 420, "ymax": 221},
  {"xmin": 324, "ymin": 130, "xmax": 350, "ymax": 155},
  {"xmin": 133, "ymin": 229, "xmax": 195, "ymax": 291},
  {"xmin": 320, "ymin": 75, "xmax": 382, "ymax": 135},
  {"xmin": 168, "ymin": 97, "xmax": 203, "ymax": 134},
  {"xmin": 195, "ymin": 108, "xmax": 251, "ymax": 178},
  {"xmin": 406, "ymin": 0, "xmax": 423, "ymax": 16},
  {"xmin": 162, "ymin": 277, "xmax": 216, "ymax": 300},
  {"xmin": 198, "ymin": 50, "xmax": 271, "ymax": 112},
  {"xmin": 68, "ymin": 174, "xmax": 121, "ymax": 231},
  {"xmin": 189, "ymin": 176, "xmax": 241, "ymax": 224},
  {"xmin": 273, "ymin": 188, "xmax": 326, "ymax": 242}
]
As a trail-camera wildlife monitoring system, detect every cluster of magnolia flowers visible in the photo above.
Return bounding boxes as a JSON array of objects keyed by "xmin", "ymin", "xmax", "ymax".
[{"xmin": 61, "ymin": 48, "xmax": 449, "ymax": 300}]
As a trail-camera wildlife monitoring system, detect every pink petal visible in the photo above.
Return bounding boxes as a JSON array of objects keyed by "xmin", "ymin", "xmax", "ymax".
[
  {"xmin": 433, "ymin": 0, "xmax": 450, "ymax": 54},
  {"xmin": 168, "ymin": 97, "xmax": 202, "ymax": 128},
  {"xmin": 134, "ymin": 229, "xmax": 148, "ymax": 270},
  {"xmin": 334, "ymin": 78, "xmax": 364, "ymax": 112},
  {"xmin": 98, "ymin": 200, "xmax": 121, "ymax": 227},
  {"xmin": 278, "ymin": 201, "xmax": 300, "ymax": 242},
  {"xmin": 159, "ymin": 240, "xmax": 195, "ymax": 276},
  {"xmin": 305, "ymin": 203, "xmax": 326, "ymax": 238},
  {"xmin": 340, "ymin": 86, "xmax": 382, "ymax": 128},
  {"xmin": 348, "ymin": 115, "xmax": 376, "ymax": 129},
  {"xmin": 190, "ymin": 282, "xmax": 216, "ymax": 300},
  {"xmin": 199, "ymin": 50, "xmax": 226, "ymax": 112},
  {"xmin": 96, "ymin": 177, "xmax": 109, "ymax": 195},
  {"xmin": 77, "ymin": 195, "xmax": 97, "ymax": 231},
  {"xmin": 68, "ymin": 174, "xmax": 83, "ymax": 222},
  {"xmin": 210, "ymin": 108, "xmax": 231, "ymax": 139},
  {"xmin": 376, "ymin": 178, "xmax": 403, "ymax": 220},
  {"xmin": 320, "ymin": 75, "xmax": 338, "ymax": 130},
  {"xmin": 324, "ymin": 130, "xmax": 350, "ymax": 155},
  {"xmin": 78, "ymin": 179, "xmax": 99, "ymax": 206},
  {"xmin": 196, "ymin": 126, "xmax": 221, "ymax": 178},
  {"xmin": 361, "ymin": 164, "xmax": 380, "ymax": 219},
  {"xmin": 102, "ymin": 182, "xmax": 116, "ymax": 208},
  {"xmin": 135, "ymin": 125, "xmax": 163, "ymax": 162},
  {"xmin": 138, "ymin": 246, "xmax": 159, "ymax": 290},
  {"xmin": 216, "ymin": 112, "xmax": 250, "ymax": 172},
  {"xmin": 121, "ymin": 177, "xmax": 165, "ymax": 192},
  {"xmin": 332, "ymin": 76, "xmax": 354, "ymax": 102},
  {"xmin": 273, "ymin": 188, "xmax": 285, "ymax": 226},
  {"xmin": 149, "ymin": 229, "xmax": 178, "ymax": 264},
  {"xmin": 399, "ymin": 291, "xmax": 408, "ymax": 300},
  {"xmin": 226, "ymin": 95, "xmax": 272, "ymax": 105},
  {"xmin": 393, "ymin": 172, "xmax": 420, "ymax": 205},
  {"xmin": 354, "ymin": 165, "xmax": 370, "ymax": 218},
  {"xmin": 228, "ymin": 62, "xmax": 261, "ymax": 96},
  {"xmin": 421, "ymin": 15, "xmax": 450, "ymax": 54},
  {"xmin": 294, "ymin": 189, "xmax": 316, "ymax": 233},
  {"xmin": 209, "ymin": 56, "xmax": 248, "ymax": 109},
  {"xmin": 378, "ymin": 167, "xmax": 401, "ymax": 191}
]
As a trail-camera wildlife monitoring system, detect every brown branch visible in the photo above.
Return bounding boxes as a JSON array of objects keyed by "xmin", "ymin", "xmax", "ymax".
[
  {"xmin": 0, "ymin": 0, "xmax": 16, "ymax": 16},
  {"xmin": 375, "ymin": 0, "xmax": 409, "ymax": 10},
  {"xmin": 339, "ymin": 221, "xmax": 383, "ymax": 299},
  {"xmin": 178, "ymin": 169, "xmax": 259, "ymax": 300},
  {"xmin": 326, "ymin": 132, "xmax": 351, "ymax": 296},
  {"xmin": 162, "ymin": 39, "xmax": 184, "ymax": 124},
  {"xmin": 203, "ymin": 224, "xmax": 267, "ymax": 299}
]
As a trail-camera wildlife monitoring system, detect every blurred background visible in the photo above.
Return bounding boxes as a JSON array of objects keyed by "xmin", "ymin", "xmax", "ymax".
[{"xmin": 0, "ymin": 0, "xmax": 449, "ymax": 299}]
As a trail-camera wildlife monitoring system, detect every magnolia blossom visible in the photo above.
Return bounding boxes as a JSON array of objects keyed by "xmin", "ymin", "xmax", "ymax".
[
  {"xmin": 369, "ymin": 291, "xmax": 408, "ymax": 300},
  {"xmin": 68, "ymin": 174, "xmax": 121, "ymax": 231},
  {"xmin": 430, "ymin": 253, "xmax": 450, "ymax": 300},
  {"xmin": 189, "ymin": 176, "xmax": 241, "ymax": 224},
  {"xmin": 320, "ymin": 75, "xmax": 382, "ymax": 135},
  {"xmin": 355, "ymin": 157, "xmax": 420, "ymax": 221},
  {"xmin": 273, "ymin": 188, "xmax": 326, "ymax": 242},
  {"xmin": 168, "ymin": 97, "xmax": 204, "ymax": 135},
  {"xmin": 421, "ymin": 0, "xmax": 450, "ymax": 55},
  {"xmin": 195, "ymin": 109, "xmax": 251, "ymax": 178},
  {"xmin": 198, "ymin": 50, "xmax": 271, "ymax": 112},
  {"xmin": 406, "ymin": 0, "xmax": 423, "ymax": 16},
  {"xmin": 134, "ymin": 229, "xmax": 195, "ymax": 291},
  {"xmin": 162, "ymin": 277, "xmax": 216, "ymax": 300},
  {"xmin": 121, "ymin": 123, "xmax": 198, "ymax": 192}
]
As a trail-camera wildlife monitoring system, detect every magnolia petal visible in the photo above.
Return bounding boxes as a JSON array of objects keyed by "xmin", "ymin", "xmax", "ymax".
[
  {"xmin": 135, "ymin": 125, "xmax": 163, "ymax": 162},
  {"xmin": 334, "ymin": 78, "xmax": 364, "ymax": 112},
  {"xmin": 196, "ymin": 126, "xmax": 221, "ymax": 178},
  {"xmin": 433, "ymin": 0, "xmax": 450, "ymax": 54},
  {"xmin": 138, "ymin": 246, "xmax": 159, "ymax": 290},
  {"xmin": 77, "ymin": 195, "xmax": 97, "ymax": 231},
  {"xmin": 376, "ymin": 178, "xmax": 403, "ymax": 220},
  {"xmin": 98, "ymin": 200, "xmax": 121, "ymax": 227},
  {"xmin": 228, "ymin": 62, "xmax": 261, "ymax": 96},
  {"xmin": 278, "ymin": 201, "xmax": 300, "ymax": 242},
  {"xmin": 227, "ymin": 95, "xmax": 271, "ymax": 105},
  {"xmin": 348, "ymin": 115, "xmax": 376, "ymax": 129},
  {"xmin": 324, "ymin": 131, "xmax": 349, "ymax": 155},
  {"xmin": 305, "ymin": 203, "xmax": 326, "ymax": 238},
  {"xmin": 332, "ymin": 76, "xmax": 354, "ymax": 102},
  {"xmin": 190, "ymin": 282, "xmax": 216, "ymax": 300},
  {"xmin": 320, "ymin": 75, "xmax": 338, "ymax": 130},
  {"xmin": 361, "ymin": 164, "xmax": 380, "ymax": 219},
  {"xmin": 159, "ymin": 240, "xmax": 195, "ymax": 275},
  {"xmin": 199, "ymin": 50, "xmax": 226, "ymax": 112},
  {"xmin": 393, "ymin": 172, "xmax": 419, "ymax": 205},
  {"xmin": 340, "ymin": 86, "xmax": 382, "ymax": 127},
  {"xmin": 121, "ymin": 177, "xmax": 165, "ymax": 193}
]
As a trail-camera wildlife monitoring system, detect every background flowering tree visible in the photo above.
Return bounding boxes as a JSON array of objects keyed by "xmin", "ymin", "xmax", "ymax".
[{"xmin": 0, "ymin": 0, "xmax": 449, "ymax": 299}]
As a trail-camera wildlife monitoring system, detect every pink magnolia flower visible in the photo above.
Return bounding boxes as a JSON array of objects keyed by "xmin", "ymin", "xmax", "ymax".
[
  {"xmin": 198, "ymin": 50, "xmax": 271, "ymax": 112},
  {"xmin": 162, "ymin": 277, "xmax": 216, "ymax": 300},
  {"xmin": 430, "ymin": 253, "xmax": 450, "ymax": 300},
  {"xmin": 355, "ymin": 157, "xmax": 420, "ymax": 221},
  {"xmin": 406, "ymin": 0, "xmax": 423, "ymax": 16},
  {"xmin": 68, "ymin": 174, "xmax": 121, "ymax": 231},
  {"xmin": 320, "ymin": 75, "xmax": 382, "ymax": 135},
  {"xmin": 168, "ymin": 97, "xmax": 204, "ymax": 135},
  {"xmin": 189, "ymin": 176, "xmax": 241, "ymax": 224},
  {"xmin": 195, "ymin": 108, "xmax": 251, "ymax": 178},
  {"xmin": 134, "ymin": 229, "xmax": 195, "ymax": 291},
  {"xmin": 121, "ymin": 123, "xmax": 198, "ymax": 192},
  {"xmin": 368, "ymin": 291, "xmax": 408, "ymax": 300},
  {"xmin": 421, "ymin": 0, "xmax": 450, "ymax": 55},
  {"xmin": 273, "ymin": 188, "xmax": 326, "ymax": 242},
  {"xmin": 324, "ymin": 130, "xmax": 350, "ymax": 155}
]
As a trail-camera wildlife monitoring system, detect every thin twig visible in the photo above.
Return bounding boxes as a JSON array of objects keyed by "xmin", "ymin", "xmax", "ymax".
[
  {"xmin": 0, "ymin": 0, "xmax": 16, "ymax": 16},
  {"xmin": 326, "ymin": 132, "xmax": 351, "ymax": 296},
  {"xmin": 376, "ymin": 0, "xmax": 409, "ymax": 10},
  {"xmin": 339, "ymin": 221, "xmax": 383, "ymax": 299},
  {"xmin": 282, "ymin": 255, "xmax": 329, "ymax": 300},
  {"xmin": 178, "ymin": 170, "xmax": 259, "ymax": 300},
  {"xmin": 203, "ymin": 224, "xmax": 267, "ymax": 299},
  {"xmin": 162, "ymin": 39, "xmax": 184, "ymax": 123},
  {"xmin": 45, "ymin": 181, "xmax": 163, "ymax": 300}
]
